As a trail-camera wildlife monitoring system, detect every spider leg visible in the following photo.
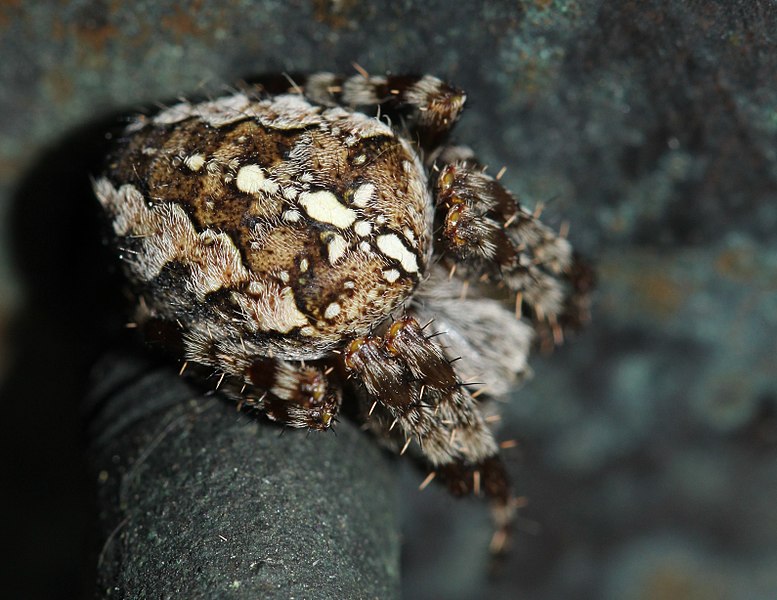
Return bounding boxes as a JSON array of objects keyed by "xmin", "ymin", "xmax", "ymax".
[
  {"xmin": 248, "ymin": 71, "xmax": 466, "ymax": 153},
  {"xmin": 434, "ymin": 159, "xmax": 593, "ymax": 334},
  {"xmin": 342, "ymin": 315, "xmax": 514, "ymax": 536},
  {"xmin": 344, "ymin": 316, "xmax": 497, "ymax": 463},
  {"xmin": 412, "ymin": 265, "xmax": 535, "ymax": 398},
  {"xmin": 179, "ymin": 325, "xmax": 342, "ymax": 431},
  {"xmin": 244, "ymin": 358, "xmax": 341, "ymax": 431}
]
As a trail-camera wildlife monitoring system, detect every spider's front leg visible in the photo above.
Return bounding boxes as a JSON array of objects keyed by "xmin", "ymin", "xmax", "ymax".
[
  {"xmin": 341, "ymin": 315, "xmax": 515, "ymax": 545},
  {"xmin": 343, "ymin": 316, "xmax": 498, "ymax": 466},
  {"xmin": 434, "ymin": 159, "xmax": 594, "ymax": 337},
  {"xmin": 242, "ymin": 358, "xmax": 342, "ymax": 431}
]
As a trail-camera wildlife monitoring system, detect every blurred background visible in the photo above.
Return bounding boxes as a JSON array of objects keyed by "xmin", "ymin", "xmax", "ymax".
[{"xmin": 1, "ymin": 1, "xmax": 776, "ymax": 598}]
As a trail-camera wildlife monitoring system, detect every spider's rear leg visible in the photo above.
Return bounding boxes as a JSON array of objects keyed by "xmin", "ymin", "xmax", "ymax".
[
  {"xmin": 435, "ymin": 160, "xmax": 592, "ymax": 336},
  {"xmin": 249, "ymin": 71, "xmax": 466, "ymax": 152}
]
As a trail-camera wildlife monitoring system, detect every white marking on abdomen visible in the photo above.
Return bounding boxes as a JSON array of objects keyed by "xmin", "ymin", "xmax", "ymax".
[
  {"xmin": 382, "ymin": 269, "xmax": 400, "ymax": 283},
  {"xmin": 236, "ymin": 164, "xmax": 266, "ymax": 193},
  {"xmin": 376, "ymin": 233, "xmax": 419, "ymax": 273},
  {"xmin": 298, "ymin": 190, "xmax": 357, "ymax": 228},
  {"xmin": 184, "ymin": 153, "xmax": 205, "ymax": 171},
  {"xmin": 327, "ymin": 233, "xmax": 348, "ymax": 264},
  {"xmin": 352, "ymin": 183, "xmax": 374, "ymax": 208},
  {"xmin": 282, "ymin": 209, "xmax": 301, "ymax": 222},
  {"xmin": 324, "ymin": 302, "xmax": 341, "ymax": 319},
  {"xmin": 354, "ymin": 220, "xmax": 372, "ymax": 237}
]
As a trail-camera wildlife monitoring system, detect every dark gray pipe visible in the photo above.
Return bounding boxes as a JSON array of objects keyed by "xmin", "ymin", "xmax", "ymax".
[{"xmin": 85, "ymin": 349, "xmax": 400, "ymax": 599}]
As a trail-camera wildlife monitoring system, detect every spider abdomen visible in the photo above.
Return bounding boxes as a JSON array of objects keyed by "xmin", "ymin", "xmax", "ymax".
[{"xmin": 96, "ymin": 92, "xmax": 434, "ymax": 360}]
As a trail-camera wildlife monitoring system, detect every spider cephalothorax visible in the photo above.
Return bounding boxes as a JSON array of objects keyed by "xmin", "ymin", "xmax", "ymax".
[{"xmin": 94, "ymin": 71, "xmax": 591, "ymax": 550}]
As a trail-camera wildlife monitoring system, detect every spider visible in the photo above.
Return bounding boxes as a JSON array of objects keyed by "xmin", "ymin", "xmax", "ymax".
[{"xmin": 94, "ymin": 71, "xmax": 592, "ymax": 551}]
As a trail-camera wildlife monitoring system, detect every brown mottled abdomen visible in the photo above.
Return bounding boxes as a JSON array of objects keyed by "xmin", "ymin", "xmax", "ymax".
[{"xmin": 97, "ymin": 93, "xmax": 433, "ymax": 359}]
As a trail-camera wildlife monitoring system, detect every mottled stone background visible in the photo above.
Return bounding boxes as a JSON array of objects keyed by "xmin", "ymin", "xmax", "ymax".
[{"xmin": 2, "ymin": 1, "xmax": 776, "ymax": 599}]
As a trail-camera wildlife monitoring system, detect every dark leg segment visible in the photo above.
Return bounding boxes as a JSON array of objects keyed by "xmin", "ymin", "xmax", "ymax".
[
  {"xmin": 342, "ymin": 316, "xmax": 512, "ymax": 519},
  {"xmin": 181, "ymin": 327, "xmax": 341, "ymax": 430},
  {"xmin": 435, "ymin": 160, "xmax": 592, "ymax": 335},
  {"xmin": 245, "ymin": 358, "xmax": 341, "ymax": 430},
  {"xmin": 248, "ymin": 71, "xmax": 467, "ymax": 152}
]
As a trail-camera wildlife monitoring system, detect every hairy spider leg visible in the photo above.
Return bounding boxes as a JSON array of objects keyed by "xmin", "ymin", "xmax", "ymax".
[
  {"xmin": 180, "ymin": 327, "xmax": 342, "ymax": 431},
  {"xmin": 134, "ymin": 309, "xmax": 343, "ymax": 431},
  {"xmin": 343, "ymin": 316, "xmax": 512, "ymax": 504},
  {"xmin": 247, "ymin": 71, "xmax": 466, "ymax": 153},
  {"xmin": 343, "ymin": 315, "xmax": 518, "ymax": 550},
  {"xmin": 434, "ymin": 159, "xmax": 593, "ymax": 336}
]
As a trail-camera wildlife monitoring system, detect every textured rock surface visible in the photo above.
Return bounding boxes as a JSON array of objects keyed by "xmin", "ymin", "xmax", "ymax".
[{"xmin": 1, "ymin": 1, "xmax": 776, "ymax": 599}]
